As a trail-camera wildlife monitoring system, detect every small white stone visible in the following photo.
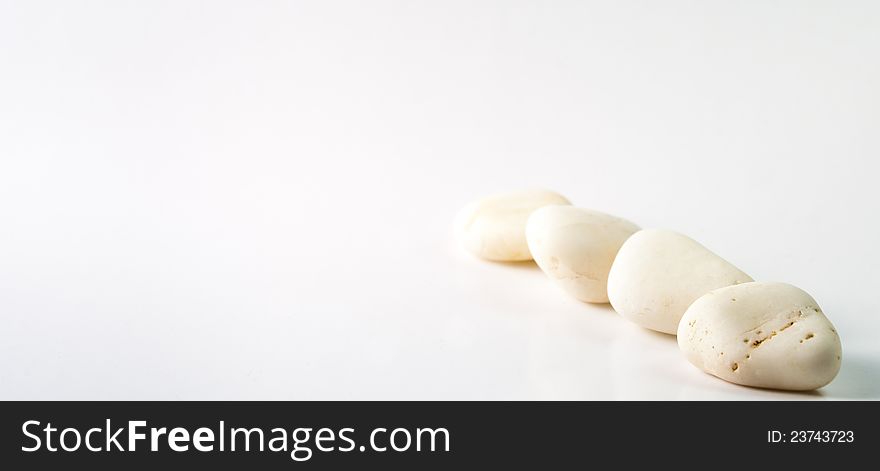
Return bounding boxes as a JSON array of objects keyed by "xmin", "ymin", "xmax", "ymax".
[
  {"xmin": 607, "ymin": 229, "xmax": 752, "ymax": 334},
  {"xmin": 526, "ymin": 206, "xmax": 639, "ymax": 303},
  {"xmin": 678, "ymin": 282, "xmax": 842, "ymax": 390},
  {"xmin": 454, "ymin": 189, "xmax": 571, "ymax": 261}
]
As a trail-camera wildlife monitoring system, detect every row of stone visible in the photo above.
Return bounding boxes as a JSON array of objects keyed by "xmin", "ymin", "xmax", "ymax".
[{"xmin": 454, "ymin": 189, "xmax": 841, "ymax": 391}]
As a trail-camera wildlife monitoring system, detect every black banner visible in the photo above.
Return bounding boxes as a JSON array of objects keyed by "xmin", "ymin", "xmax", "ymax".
[{"xmin": 1, "ymin": 402, "xmax": 874, "ymax": 468}]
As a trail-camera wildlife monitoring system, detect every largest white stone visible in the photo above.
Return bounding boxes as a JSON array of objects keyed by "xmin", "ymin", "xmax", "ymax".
[
  {"xmin": 678, "ymin": 282, "xmax": 842, "ymax": 390},
  {"xmin": 607, "ymin": 229, "xmax": 752, "ymax": 334}
]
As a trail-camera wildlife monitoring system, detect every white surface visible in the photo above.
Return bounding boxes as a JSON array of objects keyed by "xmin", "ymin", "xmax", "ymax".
[{"xmin": 1, "ymin": 1, "xmax": 878, "ymax": 400}]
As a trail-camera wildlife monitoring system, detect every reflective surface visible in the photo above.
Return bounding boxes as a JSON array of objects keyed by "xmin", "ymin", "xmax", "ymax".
[{"xmin": 1, "ymin": 1, "xmax": 878, "ymax": 399}]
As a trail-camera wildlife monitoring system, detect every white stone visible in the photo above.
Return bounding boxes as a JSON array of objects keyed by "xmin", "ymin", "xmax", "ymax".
[
  {"xmin": 526, "ymin": 206, "xmax": 639, "ymax": 303},
  {"xmin": 454, "ymin": 189, "xmax": 570, "ymax": 261},
  {"xmin": 678, "ymin": 282, "xmax": 842, "ymax": 390},
  {"xmin": 607, "ymin": 229, "xmax": 752, "ymax": 334}
]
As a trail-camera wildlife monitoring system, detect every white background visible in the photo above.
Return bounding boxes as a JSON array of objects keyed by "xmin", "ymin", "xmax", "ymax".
[{"xmin": 1, "ymin": 1, "xmax": 878, "ymax": 400}]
